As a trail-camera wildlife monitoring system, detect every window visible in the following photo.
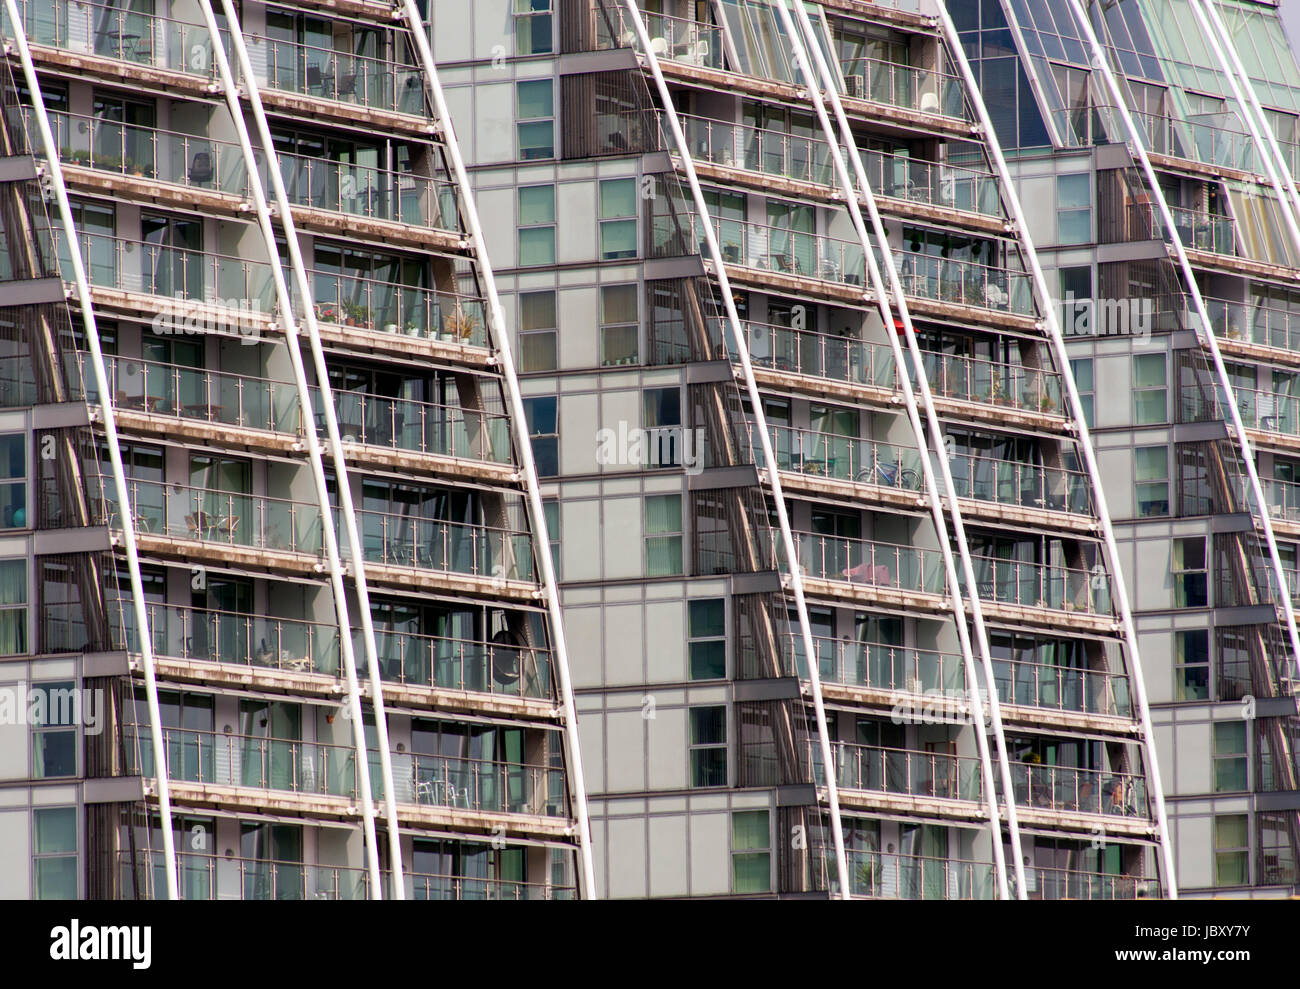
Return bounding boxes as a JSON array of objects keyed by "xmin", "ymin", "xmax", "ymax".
[
  {"xmin": 688, "ymin": 599, "xmax": 725, "ymax": 679},
  {"xmin": 645, "ymin": 494, "xmax": 683, "ymax": 576},
  {"xmin": 519, "ymin": 291, "xmax": 557, "ymax": 372},
  {"xmin": 689, "ymin": 705, "xmax": 727, "ymax": 787},
  {"xmin": 522, "ymin": 396, "xmax": 558, "ymax": 477},
  {"xmin": 1173, "ymin": 538, "xmax": 1208, "ymax": 607},
  {"xmin": 731, "ymin": 809, "xmax": 771, "ymax": 893},
  {"xmin": 33, "ymin": 807, "xmax": 77, "ymax": 899},
  {"xmin": 1070, "ymin": 358, "xmax": 1094, "ymax": 428},
  {"xmin": 1213, "ymin": 721, "xmax": 1248, "ymax": 793},
  {"xmin": 1135, "ymin": 446, "xmax": 1169, "ymax": 517},
  {"xmin": 598, "ymin": 178, "xmax": 638, "ymax": 260},
  {"xmin": 1060, "ymin": 266, "xmax": 1092, "ymax": 335},
  {"xmin": 1133, "ymin": 354, "xmax": 1167, "ymax": 424},
  {"xmin": 0, "ymin": 434, "xmax": 26, "ymax": 529},
  {"xmin": 1214, "ymin": 814, "xmax": 1249, "ymax": 887},
  {"xmin": 513, "ymin": 0, "xmax": 552, "ymax": 56},
  {"xmin": 1174, "ymin": 629, "xmax": 1209, "ymax": 701},
  {"xmin": 543, "ymin": 498, "xmax": 561, "ymax": 580},
  {"xmin": 518, "ymin": 186, "xmax": 556, "ymax": 266},
  {"xmin": 1056, "ymin": 173, "xmax": 1091, "ymax": 244},
  {"xmin": 31, "ymin": 680, "xmax": 77, "ymax": 778},
  {"xmin": 600, "ymin": 284, "xmax": 639, "ymax": 366},
  {"xmin": 643, "ymin": 387, "xmax": 681, "ymax": 469},
  {"xmin": 0, "ymin": 556, "xmax": 26, "ymax": 656},
  {"xmin": 516, "ymin": 80, "xmax": 554, "ymax": 160}
]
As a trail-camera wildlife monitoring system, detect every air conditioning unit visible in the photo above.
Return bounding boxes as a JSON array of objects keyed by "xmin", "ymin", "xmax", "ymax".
[{"xmin": 845, "ymin": 75, "xmax": 865, "ymax": 99}]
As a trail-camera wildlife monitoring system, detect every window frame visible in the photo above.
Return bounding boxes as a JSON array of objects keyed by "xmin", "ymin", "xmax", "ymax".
[
  {"xmin": 688, "ymin": 704, "xmax": 727, "ymax": 788},
  {"xmin": 522, "ymin": 395, "xmax": 559, "ymax": 477},
  {"xmin": 688, "ymin": 598, "xmax": 726, "ymax": 680},
  {"xmin": 512, "ymin": 0, "xmax": 553, "ymax": 56},
  {"xmin": 1133, "ymin": 353, "xmax": 1168, "ymax": 425},
  {"xmin": 519, "ymin": 289, "xmax": 558, "ymax": 372},
  {"xmin": 644, "ymin": 493, "xmax": 684, "ymax": 576},
  {"xmin": 600, "ymin": 283, "xmax": 639, "ymax": 366},
  {"xmin": 32, "ymin": 805, "xmax": 78, "ymax": 899},
  {"xmin": 598, "ymin": 178, "xmax": 639, "ymax": 261},
  {"xmin": 731, "ymin": 808, "xmax": 772, "ymax": 893},
  {"xmin": 515, "ymin": 79, "xmax": 555, "ymax": 161},
  {"xmin": 517, "ymin": 184, "xmax": 557, "ymax": 267}
]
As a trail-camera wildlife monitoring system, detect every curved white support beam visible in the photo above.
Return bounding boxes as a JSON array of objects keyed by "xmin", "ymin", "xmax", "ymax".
[
  {"xmin": 193, "ymin": 0, "xmax": 386, "ymax": 897},
  {"xmin": 617, "ymin": 0, "xmax": 851, "ymax": 898},
  {"xmin": 205, "ymin": 0, "xmax": 406, "ymax": 900},
  {"xmin": 779, "ymin": 0, "xmax": 1022, "ymax": 899},
  {"xmin": 3, "ymin": 0, "xmax": 180, "ymax": 900},
  {"xmin": 399, "ymin": 0, "xmax": 597, "ymax": 898}
]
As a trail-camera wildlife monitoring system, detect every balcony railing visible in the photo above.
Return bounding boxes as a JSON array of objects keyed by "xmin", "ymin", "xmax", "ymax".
[
  {"xmin": 786, "ymin": 633, "xmax": 966, "ymax": 696},
  {"xmin": 1004, "ymin": 760, "xmax": 1150, "ymax": 819},
  {"xmin": 1140, "ymin": 202, "xmax": 1237, "ymax": 257},
  {"xmin": 681, "ymin": 113, "xmax": 836, "ymax": 186},
  {"xmin": 53, "ymin": 230, "xmax": 275, "ymax": 315},
  {"xmin": 821, "ymin": 741, "xmax": 984, "ymax": 802},
  {"xmin": 917, "ymin": 349, "xmax": 1063, "ymax": 414},
  {"xmin": 730, "ymin": 319, "xmax": 898, "ymax": 389},
  {"xmin": 693, "ymin": 215, "xmax": 865, "ymax": 287},
  {"xmin": 317, "ymin": 388, "xmax": 511, "ymax": 464},
  {"xmin": 357, "ymin": 507, "xmax": 536, "ymax": 583},
  {"xmin": 966, "ymin": 555, "xmax": 1114, "ymax": 617},
  {"xmin": 246, "ymin": 33, "xmax": 426, "ymax": 117},
  {"xmin": 0, "ymin": 355, "xmax": 39, "ymax": 408},
  {"xmin": 886, "ymin": 249, "xmax": 1035, "ymax": 315},
  {"xmin": 1017, "ymin": 862, "xmax": 1153, "ymax": 900},
  {"xmin": 847, "ymin": 850, "xmax": 996, "ymax": 899},
  {"xmin": 838, "ymin": 56, "xmax": 966, "ymax": 120},
  {"xmin": 626, "ymin": 10, "xmax": 725, "ymax": 70},
  {"xmin": 859, "ymin": 147, "xmax": 1001, "ymax": 218},
  {"xmin": 123, "ymin": 724, "xmax": 567, "ymax": 815},
  {"xmin": 89, "ymin": 475, "xmax": 324, "ymax": 556},
  {"xmin": 992, "ymin": 656, "xmax": 1132, "ymax": 718},
  {"xmin": 755, "ymin": 423, "xmax": 923, "ymax": 491},
  {"xmin": 1205, "ymin": 295, "xmax": 1300, "ymax": 352},
  {"xmin": 118, "ymin": 851, "xmax": 369, "ymax": 900},
  {"xmin": 406, "ymin": 871, "xmax": 575, "ymax": 901},
  {"xmin": 1262, "ymin": 475, "xmax": 1300, "ymax": 524},
  {"xmin": 949, "ymin": 450, "xmax": 1093, "ymax": 516},
  {"xmin": 276, "ymin": 152, "xmax": 460, "ymax": 232},
  {"xmin": 784, "ymin": 530, "xmax": 947, "ymax": 596},
  {"xmin": 115, "ymin": 601, "xmax": 554, "ymax": 700},
  {"xmin": 2, "ymin": 0, "xmax": 225, "ymax": 81},
  {"xmin": 1130, "ymin": 108, "xmax": 1300, "ymax": 176},
  {"xmin": 304, "ymin": 269, "xmax": 490, "ymax": 347},
  {"xmin": 1232, "ymin": 384, "xmax": 1300, "ymax": 437}
]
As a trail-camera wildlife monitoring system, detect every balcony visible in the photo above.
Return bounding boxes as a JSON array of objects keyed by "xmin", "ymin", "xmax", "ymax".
[
  {"xmin": 615, "ymin": 10, "xmax": 725, "ymax": 70},
  {"xmin": 887, "ymin": 249, "xmax": 1035, "ymax": 317},
  {"xmin": 847, "ymin": 850, "xmax": 996, "ymax": 899},
  {"xmin": 1017, "ymin": 862, "xmax": 1154, "ymax": 900},
  {"xmin": 1205, "ymin": 295, "xmax": 1300, "ymax": 354},
  {"xmin": 1232, "ymin": 384, "xmax": 1300, "ymax": 440},
  {"xmin": 1004, "ymin": 760, "xmax": 1151, "ymax": 826},
  {"xmin": 917, "ymin": 349, "xmax": 1066, "ymax": 425},
  {"xmin": 304, "ymin": 269, "xmax": 491, "ymax": 350},
  {"xmin": 787, "ymin": 633, "xmax": 966, "ymax": 697},
  {"xmin": 1130, "ymin": 108, "xmax": 1300, "ymax": 179},
  {"xmin": 0, "ymin": 355, "xmax": 39, "ymax": 408},
  {"xmin": 691, "ymin": 215, "xmax": 865, "ymax": 292},
  {"xmin": 249, "ymin": 32, "xmax": 427, "ymax": 119},
  {"xmin": 405, "ymin": 871, "xmax": 575, "ymax": 901},
  {"xmin": 838, "ymin": 55, "xmax": 965, "ymax": 120},
  {"xmin": 86, "ymin": 354, "xmax": 514, "ymax": 475},
  {"xmin": 123, "ymin": 724, "xmax": 568, "ymax": 822},
  {"xmin": 118, "ymin": 852, "xmax": 369, "ymax": 900},
  {"xmin": 357, "ymin": 508, "xmax": 537, "ymax": 591},
  {"xmin": 732, "ymin": 319, "xmax": 898, "ymax": 397},
  {"xmin": 965, "ymin": 554, "xmax": 1116, "ymax": 627},
  {"xmin": 1139, "ymin": 202, "xmax": 1238, "ymax": 258},
  {"xmin": 35, "ymin": 109, "xmax": 462, "ymax": 238},
  {"xmin": 119, "ymin": 602, "xmax": 556, "ymax": 706},
  {"xmin": 760, "ymin": 423, "xmax": 921, "ymax": 486},
  {"xmin": 821, "ymin": 742, "xmax": 985, "ymax": 812},
  {"xmin": 784, "ymin": 530, "xmax": 948, "ymax": 607},
  {"xmin": 680, "ymin": 113, "xmax": 1000, "ymax": 222},
  {"xmin": 948, "ymin": 450, "xmax": 1094, "ymax": 525},
  {"xmin": 1262, "ymin": 476, "xmax": 1300, "ymax": 527},
  {"xmin": 992, "ymin": 655, "xmax": 1133, "ymax": 722}
]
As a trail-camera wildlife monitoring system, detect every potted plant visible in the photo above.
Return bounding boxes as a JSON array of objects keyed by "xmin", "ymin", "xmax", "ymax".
[
  {"xmin": 1039, "ymin": 394, "xmax": 1057, "ymax": 413},
  {"xmin": 443, "ymin": 306, "xmax": 480, "ymax": 343},
  {"xmin": 403, "ymin": 319, "xmax": 421, "ymax": 337}
]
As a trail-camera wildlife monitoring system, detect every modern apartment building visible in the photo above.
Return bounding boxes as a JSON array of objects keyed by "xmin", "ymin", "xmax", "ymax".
[
  {"xmin": 430, "ymin": 0, "xmax": 1173, "ymax": 899},
  {"xmin": 0, "ymin": 0, "xmax": 591, "ymax": 898},
  {"xmin": 957, "ymin": 0, "xmax": 1300, "ymax": 897}
]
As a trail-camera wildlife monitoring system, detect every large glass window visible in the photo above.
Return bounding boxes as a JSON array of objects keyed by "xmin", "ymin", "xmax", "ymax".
[
  {"xmin": 600, "ymin": 284, "xmax": 639, "ymax": 366},
  {"xmin": 1056, "ymin": 173, "xmax": 1091, "ymax": 244},
  {"xmin": 1173, "ymin": 537, "xmax": 1208, "ymax": 607},
  {"xmin": 32, "ymin": 680, "xmax": 77, "ymax": 778},
  {"xmin": 519, "ymin": 291, "xmax": 557, "ymax": 372},
  {"xmin": 513, "ymin": 0, "xmax": 553, "ymax": 56},
  {"xmin": 1070, "ymin": 358, "xmax": 1094, "ymax": 427},
  {"xmin": 598, "ymin": 179, "xmax": 638, "ymax": 260},
  {"xmin": 731, "ymin": 809, "xmax": 771, "ymax": 893},
  {"xmin": 1213, "ymin": 721, "xmax": 1248, "ymax": 793},
  {"xmin": 1214, "ymin": 814, "xmax": 1249, "ymax": 887},
  {"xmin": 516, "ymin": 80, "xmax": 554, "ymax": 160},
  {"xmin": 1174, "ymin": 629, "xmax": 1209, "ymax": 701},
  {"xmin": 518, "ymin": 186, "xmax": 556, "ymax": 266},
  {"xmin": 688, "ymin": 599, "xmax": 725, "ymax": 680},
  {"xmin": 645, "ymin": 494, "xmax": 683, "ymax": 576},
  {"xmin": 522, "ymin": 396, "xmax": 558, "ymax": 477},
  {"xmin": 0, "ymin": 558, "xmax": 27, "ymax": 655},
  {"xmin": 1133, "ymin": 354, "xmax": 1168, "ymax": 424},
  {"xmin": 689, "ymin": 705, "xmax": 727, "ymax": 787},
  {"xmin": 1135, "ymin": 446, "xmax": 1169, "ymax": 517},
  {"xmin": 33, "ymin": 807, "xmax": 77, "ymax": 899}
]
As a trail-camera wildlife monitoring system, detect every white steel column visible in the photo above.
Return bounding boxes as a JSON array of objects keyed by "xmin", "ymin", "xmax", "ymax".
[
  {"xmin": 780, "ymin": 0, "xmax": 1022, "ymax": 899},
  {"xmin": 1062, "ymin": 0, "xmax": 1300, "ymax": 676},
  {"xmin": 204, "ymin": 0, "xmax": 406, "ymax": 900},
  {"xmin": 946, "ymin": 0, "xmax": 1183, "ymax": 894},
  {"xmin": 617, "ymin": 0, "xmax": 851, "ymax": 897},
  {"xmin": 193, "ymin": 0, "xmax": 386, "ymax": 896},
  {"xmin": 399, "ymin": 0, "xmax": 597, "ymax": 897},
  {"xmin": 2, "ymin": 2, "xmax": 181, "ymax": 900}
]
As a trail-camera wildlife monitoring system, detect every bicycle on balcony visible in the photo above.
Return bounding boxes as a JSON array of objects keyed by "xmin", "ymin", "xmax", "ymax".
[{"xmin": 857, "ymin": 459, "xmax": 920, "ymax": 489}]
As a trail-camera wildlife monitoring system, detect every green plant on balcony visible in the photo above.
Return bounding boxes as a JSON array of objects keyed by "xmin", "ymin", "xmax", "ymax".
[
  {"xmin": 1039, "ymin": 394, "xmax": 1057, "ymax": 413},
  {"xmin": 989, "ymin": 376, "xmax": 1009, "ymax": 405},
  {"xmin": 444, "ymin": 306, "xmax": 481, "ymax": 344},
  {"xmin": 342, "ymin": 301, "xmax": 371, "ymax": 329}
]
